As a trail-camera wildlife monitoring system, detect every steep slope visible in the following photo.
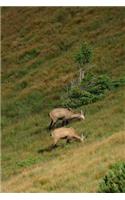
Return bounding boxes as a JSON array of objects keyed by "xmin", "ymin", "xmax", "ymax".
[
  {"xmin": 2, "ymin": 131, "xmax": 125, "ymax": 192},
  {"xmin": 1, "ymin": 7, "xmax": 125, "ymax": 192}
]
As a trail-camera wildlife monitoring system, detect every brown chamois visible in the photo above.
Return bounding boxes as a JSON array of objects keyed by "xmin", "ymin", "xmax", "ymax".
[
  {"xmin": 49, "ymin": 108, "xmax": 85, "ymax": 129},
  {"xmin": 51, "ymin": 127, "xmax": 85, "ymax": 147}
]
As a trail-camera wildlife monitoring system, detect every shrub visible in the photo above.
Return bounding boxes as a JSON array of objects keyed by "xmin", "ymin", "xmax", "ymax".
[
  {"xmin": 87, "ymin": 75, "xmax": 112, "ymax": 95},
  {"xmin": 69, "ymin": 87, "xmax": 84, "ymax": 99},
  {"xmin": 98, "ymin": 162, "xmax": 125, "ymax": 192},
  {"xmin": 61, "ymin": 73, "xmax": 125, "ymax": 109},
  {"xmin": 61, "ymin": 73, "xmax": 107, "ymax": 108}
]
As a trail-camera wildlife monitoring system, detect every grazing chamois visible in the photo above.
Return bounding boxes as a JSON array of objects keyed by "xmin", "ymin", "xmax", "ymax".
[
  {"xmin": 49, "ymin": 108, "xmax": 85, "ymax": 129},
  {"xmin": 51, "ymin": 127, "xmax": 85, "ymax": 147}
]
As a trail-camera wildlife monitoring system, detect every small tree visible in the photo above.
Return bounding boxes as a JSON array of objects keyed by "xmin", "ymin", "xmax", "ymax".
[{"xmin": 75, "ymin": 42, "xmax": 92, "ymax": 83}]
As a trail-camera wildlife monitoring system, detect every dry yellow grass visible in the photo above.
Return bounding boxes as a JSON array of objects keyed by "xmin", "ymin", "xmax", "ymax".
[{"xmin": 2, "ymin": 130, "xmax": 125, "ymax": 192}]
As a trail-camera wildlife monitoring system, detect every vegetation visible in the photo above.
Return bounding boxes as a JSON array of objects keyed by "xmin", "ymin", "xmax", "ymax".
[
  {"xmin": 61, "ymin": 73, "xmax": 125, "ymax": 108},
  {"xmin": 75, "ymin": 42, "xmax": 92, "ymax": 82},
  {"xmin": 75, "ymin": 42, "xmax": 92, "ymax": 66},
  {"xmin": 98, "ymin": 162, "xmax": 125, "ymax": 192},
  {"xmin": 1, "ymin": 7, "xmax": 125, "ymax": 192}
]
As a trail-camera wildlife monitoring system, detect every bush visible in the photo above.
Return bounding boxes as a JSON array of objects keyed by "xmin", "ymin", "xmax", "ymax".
[
  {"xmin": 87, "ymin": 75, "xmax": 112, "ymax": 95},
  {"xmin": 98, "ymin": 162, "xmax": 125, "ymax": 192},
  {"xmin": 61, "ymin": 86, "xmax": 102, "ymax": 108},
  {"xmin": 61, "ymin": 74, "xmax": 108, "ymax": 108},
  {"xmin": 61, "ymin": 73, "xmax": 125, "ymax": 108}
]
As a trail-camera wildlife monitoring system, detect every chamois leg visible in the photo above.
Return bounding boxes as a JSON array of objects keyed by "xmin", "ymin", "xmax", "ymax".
[
  {"xmin": 62, "ymin": 120, "xmax": 65, "ymax": 126},
  {"xmin": 52, "ymin": 121, "xmax": 56, "ymax": 129},
  {"xmin": 62, "ymin": 119, "xmax": 69, "ymax": 126},
  {"xmin": 52, "ymin": 138, "xmax": 59, "ymax": 148},
  {"xmin": 50, "ymin": 120, "xmax": 57, "ymax": 129},
  {"xmin": 66, "ymin": 138, "xmax": 71, "ymax": 144},
  {"xmin": 66, "ymin": 120, "xmax": 69, "ymax": 125},
  {"xmin": 49, "ymin": 120, "xmax": 53, "ymax": 130}
]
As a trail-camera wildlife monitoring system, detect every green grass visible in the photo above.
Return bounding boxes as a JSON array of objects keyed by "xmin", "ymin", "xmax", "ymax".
[
  {"xmin": 2, "ymin": 87, "xmax": 125, "ymax": 182},
  {"xmin": 1, "ymin": 7, "xmax": 125, "ymax": 192}
]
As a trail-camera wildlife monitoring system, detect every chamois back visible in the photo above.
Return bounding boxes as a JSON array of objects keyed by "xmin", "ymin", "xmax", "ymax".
[
  {"xmin": 51, "ymin": 127, "xmax": 85, "ymax": 146},
  {"xmin": 49, "ymin": 108, "xmax": 85, "ymax": 129}
]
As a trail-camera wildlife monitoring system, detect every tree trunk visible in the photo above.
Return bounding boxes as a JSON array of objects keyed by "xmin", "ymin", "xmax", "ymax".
[
  {"xmin": 79, "ymin": 68, "xmax": 82, "ymax": 83},
  {"xmin": 79, "ymin": 68, "xmax": 85, "ymax": 83},
  {"xmin": 81, "ymin": 70, "xmax": 85, "ymax": 79}
]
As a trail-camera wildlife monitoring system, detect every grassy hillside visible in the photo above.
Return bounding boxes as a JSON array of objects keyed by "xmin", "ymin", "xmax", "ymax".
[{"xmin": 1, "ymin": 7, "xmax": 125, "ymax": 192}]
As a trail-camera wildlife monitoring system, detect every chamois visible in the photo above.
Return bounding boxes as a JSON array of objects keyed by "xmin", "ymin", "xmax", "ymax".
[
  {"xmin": 49, "ymin": 108, "xmax": 85, "ymax": 129},
  {"xmin": 51, "ymin": 127, "xmax": 85, "ymax": 147}
]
